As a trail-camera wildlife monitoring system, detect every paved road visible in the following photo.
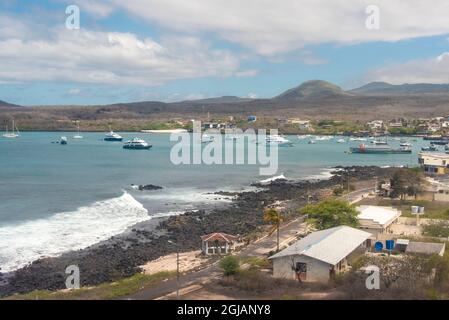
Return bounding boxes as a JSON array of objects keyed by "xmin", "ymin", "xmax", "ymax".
[
  {"xmin": 125, "ymin": 187, "xmax": 371, "ymax": 300},
  {"xmin": 126, "ymin": 217, "xmax": 307, "ymax": 300},
  {"xmin": 341, "ymin": 187, "xmax": 375, "ymax": 204}
]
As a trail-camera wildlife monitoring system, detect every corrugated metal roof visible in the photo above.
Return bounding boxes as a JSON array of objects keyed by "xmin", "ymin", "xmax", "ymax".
[
  {"xmin": 357, "ymin": 205, "xmax": 401, "ymax": 226},
  {"xmin": 269, "ymin": 226, "xmax": 371, "ymax": 265}
]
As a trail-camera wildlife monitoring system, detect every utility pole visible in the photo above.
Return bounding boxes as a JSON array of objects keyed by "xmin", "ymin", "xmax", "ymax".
[
  {"xmin": 168, "ymin": 240, "xmax": 180, "ymax": 300},
  {"xmin": 176, "ymin": 248, "xmax": 180, "ymax": 300}
]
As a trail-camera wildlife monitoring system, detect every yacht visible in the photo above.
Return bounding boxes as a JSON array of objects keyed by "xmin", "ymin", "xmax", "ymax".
[
  {"xmin": 422, "ymin": 145, "xmax": 438, "ymax": 152},
  {"xmin": 104, "ymin": 128, "xmax": 123, "ymax": 141},
  {"xmin": 400, "ymin": 142, "xmax": 412, "ymax": 147},
  {"xmin": 123, "ymin": 138, "xmax": 152, "ymax": 150},
  {"xmin": 201, "ymin": 134, "xmax": 215, "ymax": 143},
  {"xmin": 372, "ymin": 140, "xmax": 388, "ymax": 145},
  {"xmin": 60, "ymin": 136, "xmax": 68, "ymax": 145},
  {"xmin": 73, "ymin": 122, "xmax": 83, "ymax": 139},
  {"xmin": 349, "ymin": 137, "xmax": 367, "ymax": 141},
  {"xmin": 265, "ymin": 135, "xmax": 293, "ymax": 147},
  {"xmin": 337, "ymin": 138, "xmax": 346, "ymax": 143},
  {"xmin": 308, "ymin": 139, "xmax": 316, "ymax": 144},
  {"xmin": 3, "ymin": 120, "xmax": 20, "ymax": 138}
]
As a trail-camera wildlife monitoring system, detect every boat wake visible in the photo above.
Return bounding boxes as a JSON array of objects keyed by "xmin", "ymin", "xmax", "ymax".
[{"xmin": 0, "ymin": 192, "xmax": 149, "ymax": 273}]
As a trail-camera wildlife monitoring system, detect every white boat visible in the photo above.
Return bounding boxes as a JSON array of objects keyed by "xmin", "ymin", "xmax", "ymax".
[
  {"xmin": 400, "ymin": 142, "xmax": 412, "ymax": 147},
  {"xmin": 123, "ymin": 138, "xmax": 152, "ymax": 150},
  {"xmin": 337, "ymin": 138, "xmax": 346, "ymax": 143},
  {"xmin": 315, "ymin": 136, "xmax": 333, "ymax": 141},
  {"xmin": 297, "ymin": 134, "xmax": 312, "ymax": 140},
  {"xmin": 265, "ymin": 135, "xmax": 293, "ymax": 146},
  {"xmin": 60, "ymin": 136, "xmax": 68, "ymax": 145},
  {"xmin": 349, "ymin": 137, "xmax": 367, "ymax": 141},
  {"xmin": 73, "ymin": 122, "xmax": 83, "ymax": 139},
  {"xmin": 201, "ymin": 134, "xmax": 215, "ymax": 143},
  {"xmin": 2, "ymin": 120, "xmax": 20, "ymax": 138},
  {"xmin": 308, "ymin": 140, "xmax": 316, "ymax": 144},
  {"xmin": 372, "ymin": 140, "xmax": 388, "ymax": 145},
  {"xmin": 104, "ymin": 127, "xmax": 123, "ymax": 141}
]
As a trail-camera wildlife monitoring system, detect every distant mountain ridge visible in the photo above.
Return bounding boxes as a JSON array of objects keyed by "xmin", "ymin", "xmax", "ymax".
[
  {"xmin": 274, "ymin": 80, "xmax": 351, "ymax": 102},
  {"xmin": 351, "ymin": 82, "xmax": 449, "ymax": 94},
  {"xmin": 0, "ymin": 100, "xmax": 21, "ymax": 108}
]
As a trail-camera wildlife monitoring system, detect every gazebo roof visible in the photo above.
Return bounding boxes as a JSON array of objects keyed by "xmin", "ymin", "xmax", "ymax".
[{"xmin": 201, "ymin": 232, "xmax": 238, "ymax": 243}]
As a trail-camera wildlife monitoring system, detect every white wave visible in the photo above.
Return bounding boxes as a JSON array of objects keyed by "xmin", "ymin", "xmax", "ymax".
[
  {"xmin": 139, "ymin": 188, "xmax": 235, "ymax": 203},
  {"xmin": 303, "ymin": 168, "xmax": 335, "ymax": 180},
  {"xmin": 259, "ymin": 174, "xmax": 287, "ymax": 184},
  {"xmin": 0, "ymin": 192, "xmax": 149, "ymax": 272}
]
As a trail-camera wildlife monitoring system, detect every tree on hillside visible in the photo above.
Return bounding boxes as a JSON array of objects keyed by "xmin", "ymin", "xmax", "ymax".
[
  {"xmin": 390, "ymin": 168, "xmax": 424, "ymax": 200},
  {"xmin": 300, "ymin": 199, "xmax": 359, "ymax": 230},
  {"xmin": 263, "ymin": 208, "xmax": 284, "ymax": 252}
]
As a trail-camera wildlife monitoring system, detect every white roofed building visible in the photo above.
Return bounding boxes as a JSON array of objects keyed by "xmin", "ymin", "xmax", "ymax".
[
  {"xmin": 269, "ymin": 226, "xmax": 371, "ymax": 282},
  {"xmin": 357, "ymin": 205, "xmax": 401, "ymax": 238}
]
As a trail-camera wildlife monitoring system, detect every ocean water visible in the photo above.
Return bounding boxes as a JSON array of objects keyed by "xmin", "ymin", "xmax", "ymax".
[{"xmin": 0, "ymin": 132, "xmax": 426, "ymax": 271}]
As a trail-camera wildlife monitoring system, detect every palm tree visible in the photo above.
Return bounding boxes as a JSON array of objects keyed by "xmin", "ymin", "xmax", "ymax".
[{"xmin": 263, "ymin": 208, "xmax": 284, "ymax": 252}]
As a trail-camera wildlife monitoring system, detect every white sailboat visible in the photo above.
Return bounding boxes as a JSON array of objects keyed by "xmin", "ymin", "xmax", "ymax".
[
  {"xmin": 73, "ymin": 121, "xmax": 83, "ymax": 139},
  {"xmin": 3, "ymin": 120, "xmax": 20, "ymax": 138}
]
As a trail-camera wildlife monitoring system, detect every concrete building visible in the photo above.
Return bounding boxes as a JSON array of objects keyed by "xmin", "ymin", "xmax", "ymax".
[
  {"xmin": 269, "ymin": 226, "xmax": 371, "ymax": 282},
  {"xmin": 419, "ymin": 153, "xmax": 449, "ymax": 175},
  {"xmin": 405, "ymin": 241, "xmax": 445, "ymax": 256},
  {"xmin": 201, "ymin": 232, "xmax": 238, "ymax": 255},
  {"xmin": 357, "ymin": 205, "xmax": 401, "ymax": 238}
]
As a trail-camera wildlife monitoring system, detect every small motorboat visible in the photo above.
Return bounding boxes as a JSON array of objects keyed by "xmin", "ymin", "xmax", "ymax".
[
  {"xmin": 60, "ymin": 136, "xmax": 68, "ymax": 145},
  {"xmin": 123, "ymin": 138, "xmax": 152, "ymax": 150},
  {"xmin": 400, "ymin": 142, "xmax": 412, "ymax": 147},
  {"xmin": 265, "ymin": 135, "xmax": 293, "ymax": 147},
  {"xmin": 337, "ymin": 138, "xmax": 346, "ymax": 143},
  {"xmin": 308, "ymin": 140, "xmax": 316, "ymax": 144},
  {"xmin": 422, "ymin": 145, "xmax": 438, "ymax": 152},
  {"xmin": 201, "ymin": 134, "xmax": 215, "ymax": 143}
]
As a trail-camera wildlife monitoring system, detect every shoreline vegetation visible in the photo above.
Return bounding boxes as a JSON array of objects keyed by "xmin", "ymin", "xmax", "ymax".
[{"xmin": 0, "ymin": 166, "xmax": 398, "ymax": 298}]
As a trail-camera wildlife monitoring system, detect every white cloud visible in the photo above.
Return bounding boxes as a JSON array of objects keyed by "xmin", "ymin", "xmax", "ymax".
[
  {"xmin": 365, "ymin": 52, "xmax": 449, "ymax": 84},
  {"xmin": 0, "ymin": 28, "xmax": 241, "ymax": 86},
  {"xmin": 74, "ymin": 0, "xmax": 116, "ymax": 18},
  {"xmin": 89, "ymin": 0, "xmax": 449, "ymax": 56},
  {"xmin": 68, "ymin": 88, "xmax": 81, "ymax": 95},
  {"xmin": 235, "ymin": 69, "xmax": 259, "ymax": 77},
  {"xmin": 185, "ymin": 93, "xmax": 206, "ymax": 100}
]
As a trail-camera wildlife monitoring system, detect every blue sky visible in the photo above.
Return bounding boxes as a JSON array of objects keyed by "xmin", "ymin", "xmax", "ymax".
[{"xmin": 1, "ymin": 0, "xmax": 449, "ymax": 105}]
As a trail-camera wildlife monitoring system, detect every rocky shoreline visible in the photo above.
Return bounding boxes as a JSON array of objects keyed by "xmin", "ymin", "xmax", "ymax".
[{"xmin": 0, "ymin": 166, "xmax": 398, "ymax": 297}]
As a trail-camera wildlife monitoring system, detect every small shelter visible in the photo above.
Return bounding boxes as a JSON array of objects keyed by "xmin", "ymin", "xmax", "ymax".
[{"xmin": 201, "ymin": 233, "xmax": 238, "ymax": 255}]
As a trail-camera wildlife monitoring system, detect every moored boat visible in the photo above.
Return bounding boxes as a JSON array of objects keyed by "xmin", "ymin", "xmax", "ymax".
[
  {"xmin": 123, "ymin": 138, "xmax": 152, "ymax": 150},
  {"xmin": 104, "ymin": 128, "xmax": 123, "ymax": 141},
  {"xmin": 350, "ymin": 143, "xmax": 411, "ymax": 154}
]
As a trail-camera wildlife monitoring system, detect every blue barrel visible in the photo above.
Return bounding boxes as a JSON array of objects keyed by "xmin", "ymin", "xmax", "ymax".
[
  {"xmin": 374, "ymin": 241, "xmax": 383, "ymax": 252},
  {"xmin": 385, "ymin": 240, "xmax": 395, "ymax": 250}
]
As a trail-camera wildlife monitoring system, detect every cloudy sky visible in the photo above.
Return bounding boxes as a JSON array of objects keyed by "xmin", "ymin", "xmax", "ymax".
[{"xmin": 2, "ymin": 0, "xmax": 449, "ymax": 105}]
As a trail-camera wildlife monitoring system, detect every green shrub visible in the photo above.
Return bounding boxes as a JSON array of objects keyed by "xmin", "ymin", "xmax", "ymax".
[
  {"xmin": 219, "ymin": 255, "xmax": 240, "ymax": 276},
  {"xmin": 333, "ymin": 187, "xmax": 344, "ymax": 196}
]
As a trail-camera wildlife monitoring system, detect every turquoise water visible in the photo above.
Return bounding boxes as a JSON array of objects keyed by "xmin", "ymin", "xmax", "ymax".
[{"xmin": 0, "ymin": 132, "xmax": 425, "ymax": 271}]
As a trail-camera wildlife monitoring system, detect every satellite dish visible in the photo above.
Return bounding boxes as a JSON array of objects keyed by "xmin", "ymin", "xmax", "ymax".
[{"xmin": 375, "ymin": 242, "xmax": 383, "ymax": 252}]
